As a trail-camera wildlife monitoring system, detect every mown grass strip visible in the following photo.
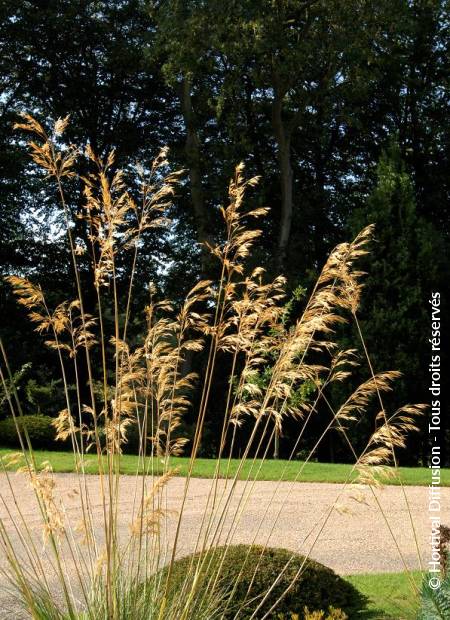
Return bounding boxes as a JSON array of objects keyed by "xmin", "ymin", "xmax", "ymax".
[
  {"xmin": 347, "ymin": 570, "xmax": 423, "ymax": 619},
  {"xmin": 0, "ymin": 448, "xmax": 447, "ymax": 486}
]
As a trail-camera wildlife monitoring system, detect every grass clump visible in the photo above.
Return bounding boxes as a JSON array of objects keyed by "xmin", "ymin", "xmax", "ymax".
[
  {"xmin": 0, "ymin": 114, "xmax": 426, "ymax": 619},
  {"xmin": 418, "ymin": 545, "xmax": 450, "ymax": 620}
]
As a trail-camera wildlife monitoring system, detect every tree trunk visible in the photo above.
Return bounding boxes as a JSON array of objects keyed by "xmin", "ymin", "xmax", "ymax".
[
  {"xmin": 178, "ymin": 77, "xmax": 210, "ymax": 380},
  {"xmin": 273, "ymin": 425, "xmax": 280, "ymax": 460},
  {"xmin": 272, "ymin": 89, "xmax": 294, "ymax": 274},
  {"xmin": 179, "ymin": 76, "xmax": 211, "ymax": 275}
]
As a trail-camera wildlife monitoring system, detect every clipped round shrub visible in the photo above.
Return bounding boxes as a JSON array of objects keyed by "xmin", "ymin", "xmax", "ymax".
[
  {"xmin": 0, "ymin": 415, "xmax": 63, "ymax": 450},
  {"xmin": 161, "ymin": 545, "xmax": 367, "ymax": 619}
]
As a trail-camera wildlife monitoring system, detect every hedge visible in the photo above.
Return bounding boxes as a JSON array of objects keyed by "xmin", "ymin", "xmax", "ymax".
[{"xmin": 0, "ymin": 415, "xmax": 63, "ymax": 450}]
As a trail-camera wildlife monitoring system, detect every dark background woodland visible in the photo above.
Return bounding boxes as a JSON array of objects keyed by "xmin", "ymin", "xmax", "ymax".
[{"xmin": 0, "ymin": 0, "xmax": 449, "ymax": 464}]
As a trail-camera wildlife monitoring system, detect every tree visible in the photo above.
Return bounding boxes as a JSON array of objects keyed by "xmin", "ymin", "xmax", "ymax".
[
  {"xmin": 1, "ymin": 0, "xmax": 449, "ymax": 460},
  {"xmin": 348, "ymin": 143, "xmax": 449, "ymax": 463},
  {"xmin": 0, "ymin": 0, "xmax": 175, "ymax": 417}
]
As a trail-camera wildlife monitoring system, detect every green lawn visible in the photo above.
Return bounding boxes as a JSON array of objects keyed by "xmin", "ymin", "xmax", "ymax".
[
  {"xmin": 0, "ymin": 448, "xmax": 447, "ymax": 486},
  {"xmin": 347, "ymin": 571, "xmax": 423, "ymax": 619}
]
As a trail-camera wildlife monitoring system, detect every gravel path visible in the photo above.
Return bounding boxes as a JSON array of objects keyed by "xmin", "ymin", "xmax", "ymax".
[{"xmin": 0, "ymin": 473, "xmax": 448, "ymax": 616}]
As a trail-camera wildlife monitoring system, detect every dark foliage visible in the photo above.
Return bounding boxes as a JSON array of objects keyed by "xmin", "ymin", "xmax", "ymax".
[
  {"xmin": 158, "ymin": 545, "xmax": 367, "ymax": 619},
  {"xmin": 0, "ymin": 415, "xmax": 65, "ymax": 451}
]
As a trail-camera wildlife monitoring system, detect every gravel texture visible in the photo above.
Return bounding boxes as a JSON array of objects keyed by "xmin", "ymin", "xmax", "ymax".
[{"xmin": 0, "ymin": 473, "xmax": 448, "ymax": 616}]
